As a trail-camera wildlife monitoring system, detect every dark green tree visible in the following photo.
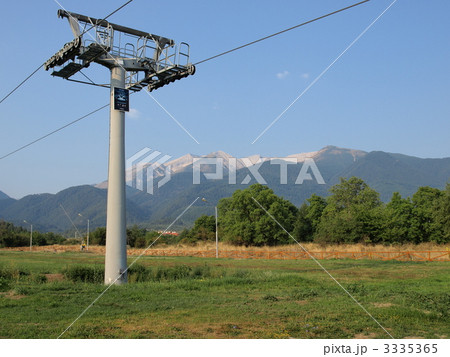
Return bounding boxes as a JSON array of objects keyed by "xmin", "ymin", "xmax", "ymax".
[
  {"xmin": 316, "ymin": 177, "xmax": 383, "ymax": 244},
  {"xmin": 177, "ymin": 228, "xmax": 194, "ymax": 244},
  {"xmin": 32, "ymin": 232, "xmax": 48, "ymax": 246},
  {"xmin": 190, "ymin": 215, "xmax": 216, "ymax": 242},
  {"xmin": 0, "ymin": 220, "xmax": 29, "ymax": 247},
  {"xmin": 307, "ymin": 194, "xmax": 328, "ymax": 230},
  {"xmin": 218, "ymin": 184, "xmax": 297, "ymax": 246},
  {"xmin": 43, "ymin": 232, "xmax": 65, "ymax": 245},
  {"xmin": 328, "ymin": 176, "xmax": 380, "ymax": 210},
  {"xmin": 410, "ymin": 187, "xmax": 444, "ymax": 243},
  {"xmin": 293, "ymin": 203, "xmax": 313, "ymax": 242},
  {"xmin": 90, "ymin": 227, "xmax": 106, "ymax": 245},
  {"xmin": 434, "ymin": 183, "xmax": 450, "ymax": 243},
  {"xmin": 293, "ymin": 194, "xmax": 327, "ymax": 242},
  {"xmin": 382, "ymin": 192, "xmax": 414, "ymax": 244},
  {"xmin": 126, "ymin": 225, "xmax": 147, "ymax": 247}
]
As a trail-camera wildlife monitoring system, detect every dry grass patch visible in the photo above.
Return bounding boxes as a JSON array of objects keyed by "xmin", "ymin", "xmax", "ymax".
[
  {"xmin": 2, "ymin": 242, "xmax": 448, "ymax": 259},
  {"xmin": 294, "ymin": 300, "xmax": 309, "ymax": 305},
  {"xmin": 372, "ymin": 302, "xmax": 394, "ymax": 308},
  {"xmin": 45, "ymin": 273, "xmax": 64, "ymax": 282},
  {"xmin": 354, "ymin": 332, "xmax": 378, "ymax": 339},
  {"xmin": 0, "ymin": 290, "xmax": 26, "ymax": 300}
]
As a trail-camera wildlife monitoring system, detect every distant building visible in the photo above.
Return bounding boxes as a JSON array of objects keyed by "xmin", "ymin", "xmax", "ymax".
[{"xmin": 157, "ymin": 230, "xmax": 179, "ymax": 236}]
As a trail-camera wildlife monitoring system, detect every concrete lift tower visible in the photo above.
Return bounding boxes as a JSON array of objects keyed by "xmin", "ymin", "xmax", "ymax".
[{"xmin": 44, "ymin": 10, "xmax": 195, "ymax": 285}]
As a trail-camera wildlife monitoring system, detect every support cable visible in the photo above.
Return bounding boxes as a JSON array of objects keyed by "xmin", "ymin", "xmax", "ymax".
[
  {"xmin": 0, "ymin": 104, "xmax": 109, "ymax": 161},
  {"xmin": 194, "ymin": 0, "xmax": 370, "ymax": 65}
]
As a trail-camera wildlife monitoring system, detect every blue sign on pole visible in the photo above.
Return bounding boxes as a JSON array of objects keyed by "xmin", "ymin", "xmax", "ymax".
[{"xmin": 114, "ymin": 87, "xmax": 129, "ymax": 112}]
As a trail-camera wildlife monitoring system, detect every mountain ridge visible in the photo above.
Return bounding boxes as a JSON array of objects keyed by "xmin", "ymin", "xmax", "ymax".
[
  {"xmin": 0, "ymin": 191, "xmax": 10, "ymax": 200},
  {"xmin": 1, "ymin": 146, "xmax": 449, "ymax": 232}
]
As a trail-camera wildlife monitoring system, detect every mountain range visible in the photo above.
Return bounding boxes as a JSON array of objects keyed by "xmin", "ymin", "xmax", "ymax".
[
  {"xmin": 0, "ymin": 191, "xmax": 10, "ymax": 201},
  {"xmin": 1, "ymin": 146, "xmax": 449, "ymax": 233}
]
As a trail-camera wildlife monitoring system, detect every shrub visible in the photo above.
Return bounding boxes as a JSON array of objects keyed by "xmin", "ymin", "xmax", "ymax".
[
  {"xmin": 90, "ymin": 227, "xmax": 106, "ymax": 246},
  {"xmin": 14, "ymin": 286, "xmax": 30, "ymax": 295},
  {"xmin": 0, "ymin": 265, "xmax": 14, "ymax": 280},
  {"xmin": 154, "ymin": 265, "xmax": 192, "ymax": 281},
  {"xmin": 345, "ymin": 282, "xmax": 368, "ymax": 296},
  {"xmin": 33, "ymin": 274, "xmax": 48, "ymax": 284},
  {"xmin": 127, "ymin": 264, "xmax": 215, "ymax": 283},
  {"xmin": 192, "ymin": 265, "xmax": 211, "ymax": 279},
  {"xmin": 64, "ymin": 265, "xmax": 104, "ymax": 283},
  {"xmin": 0, "ymin": 277, "xmax": 11, "ymax": 292},
  {"xmin": 128, "ymin": 264, "xmax": 151, "ymax": 283},
  {"xmin": 133, "ymin": 236, "xmax": 147, "ymax": 248}
]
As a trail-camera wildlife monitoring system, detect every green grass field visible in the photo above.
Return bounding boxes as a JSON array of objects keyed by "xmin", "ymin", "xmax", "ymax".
[{"xmin": 0, "ymin": 250, "xmax": 448, "ymax": 339}]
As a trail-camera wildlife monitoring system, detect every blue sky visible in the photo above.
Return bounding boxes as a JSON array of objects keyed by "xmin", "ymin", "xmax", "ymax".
[{"xmin": 0, "ymin": 0, "xmax": 449, "ymax": 198}]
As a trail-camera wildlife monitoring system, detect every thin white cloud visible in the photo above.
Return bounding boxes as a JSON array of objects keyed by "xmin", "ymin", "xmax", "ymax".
[
  {"xmin": 276, "ymin": 70, "xmax": 289, "ymax": 80},
  {"xmin": 127, "ymin": 108, "xmax": 141, "ymax": 119},
  {"xmin": 301, "ymin": 73, "xmax": 310, "ymax": 79}
]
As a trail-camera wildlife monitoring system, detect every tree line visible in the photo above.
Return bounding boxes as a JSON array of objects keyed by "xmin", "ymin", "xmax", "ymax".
[
  {"xmin": 185, "ymin": 177, "xmax": 450, "ymax": 246},
  {"xmin": 0, "ymin": 222, "xmax": 175, "ymax": 249},
  {"xmin": 0, "ymin": 221, "xmax": 65, "ymax": 248},
  {"xmin": 87, "ymin": 226, "xmax": 180, "ymax": 248},
  {"xmin": 1, "ymin": 177, "xmax": 449, "ymax": 247}
]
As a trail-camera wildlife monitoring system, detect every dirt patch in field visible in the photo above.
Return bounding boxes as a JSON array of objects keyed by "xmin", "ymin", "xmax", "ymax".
[
  {"xmin": 0, "ymin": 291, "xmax": 26, "ymax": 300},
  {"xmin": 372, "ymin": 302, "xmax": 394, "ymax": 308},
  {"xmin": 354, "ymin": 332, "xmax": 377, "ymax": 339},
  {"xmin": 295, "ymin": 300, "xmax": 308, "ymax": 305},
  {"xmin": 45, "ymin": 273, "xmax": 64, "ymax": 282}
]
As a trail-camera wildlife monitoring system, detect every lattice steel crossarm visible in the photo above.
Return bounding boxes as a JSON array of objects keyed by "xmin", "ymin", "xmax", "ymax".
[{"xmin": 44, "ymin": 10, "xmax": 195, "ymax": 92}]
